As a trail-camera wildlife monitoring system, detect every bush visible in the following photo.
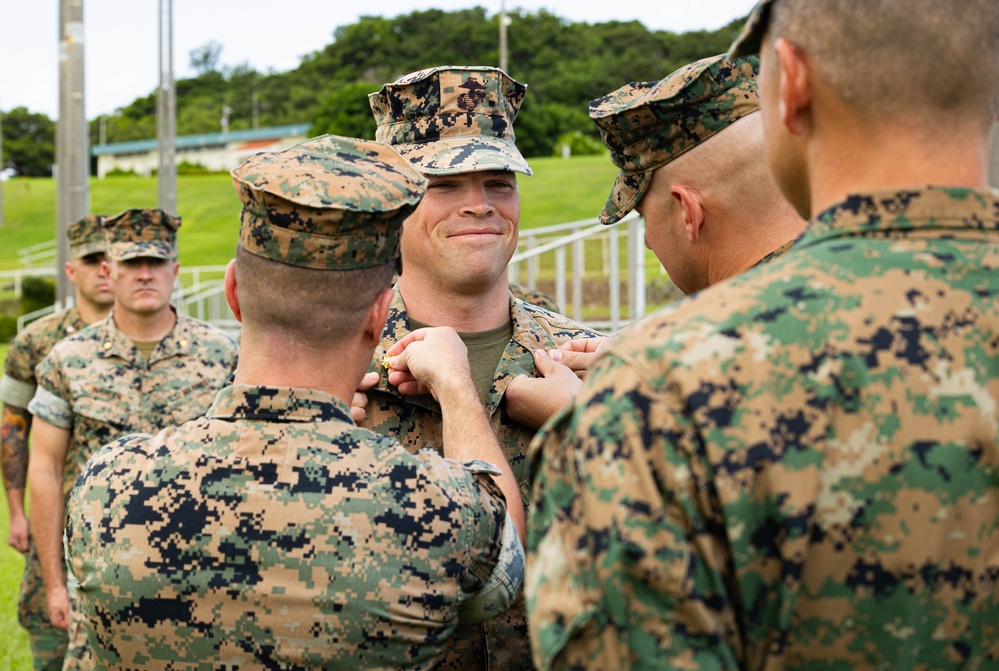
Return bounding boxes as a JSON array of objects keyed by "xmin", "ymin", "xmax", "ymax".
[
  {"xmin": 177, "ymin": 160, "xmax": 219, "ymax": 175},
  {"xmin": 21, "ymin": 276, "xmax": 55, "ymax": 315},
  {"xmin": 0, "ymin": 316, "xmax": 16, "ymax": 343},
  {"xmin": 104, "ymin": 167, "xmax": 139, "ymax": 177},
  {"xmin": 552, "ymin": 131, "xmax": 604, "ymax": 158}
]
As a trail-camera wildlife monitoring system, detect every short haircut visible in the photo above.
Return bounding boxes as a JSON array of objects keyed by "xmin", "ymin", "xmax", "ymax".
[
  {"xmin": 769, "ymin": 0, "xmax": 999, "ymax": 126},
  {"xmin": 234, "ymin": 246, "xmax": 395, "ymax": 347}
]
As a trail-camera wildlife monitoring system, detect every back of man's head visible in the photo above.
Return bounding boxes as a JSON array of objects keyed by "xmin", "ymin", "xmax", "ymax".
[
  {"xmin": 230, "ymin": 135, "xmax": 425, "ymax": 348},
  {"xmin": 731, "ymin": 0, "xmax": 999, "ymax": 129}
]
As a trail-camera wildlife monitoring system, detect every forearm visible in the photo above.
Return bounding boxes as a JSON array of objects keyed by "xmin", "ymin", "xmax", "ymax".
[
  {"xmin": 27, "ymin": 443, "xmax": 68, "ymax": 590},
  {"xmin": 1, "ymin": 404, "xmax": 32, "ymax": 505},
  {"xmin": 439, "ymin": 380, "xmax": 526, "ymax": 545}
]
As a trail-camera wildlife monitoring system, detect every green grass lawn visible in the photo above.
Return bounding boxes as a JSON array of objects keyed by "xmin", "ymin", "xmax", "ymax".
[
  {"xmin": 0, "ymin": 155, "xmax": 623, "ymax": 270},
  {"xmin": 0, "ymin": 343, "xmax": 34, "ymax": 671}
]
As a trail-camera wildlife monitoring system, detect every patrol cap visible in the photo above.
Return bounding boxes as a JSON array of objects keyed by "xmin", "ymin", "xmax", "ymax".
[
  {"xmin": 67, "ymin": 214, "xmax": 107, "ymax": 259},
  {"xmin": 369, "ymin": 65, "xmax": 533, "ymax": 176},
  {"xmin": 590, "ymin": 54, "xmax": 759, "ymax": 224},
  {"xmin": 728, "ymin": 0, "xmax": 777, "ymax": 59},
  {"xmin": 102, "ymin": 208, "xmax": 181, "ymax": 261},
  {"xmin": 231, "ymin": 134, "xmax": 426, "ymax": 270}
]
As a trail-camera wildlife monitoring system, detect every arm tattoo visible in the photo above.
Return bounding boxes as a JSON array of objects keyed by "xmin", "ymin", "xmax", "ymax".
[{"xmin": 1, "ymin": 405, "xmax": 32, "ymax": 491}]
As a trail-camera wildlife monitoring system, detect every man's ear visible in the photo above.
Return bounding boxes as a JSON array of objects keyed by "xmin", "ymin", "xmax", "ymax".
[
  {"xmin": 224, "ymin": 259, "xmax": 242, "ymax": 323},
  {"xmin": 775, "ymin": 37, "xmax": 812, "ymax": 136},
  {"xmin": 670, "ymin": 185, "xmax": 705, "ymax": 243},
  {"xmin": 365, "ymin": 287, "xmax": 393, "ymax": 349},
  {"xmin": 64, "ymin": 262, "xmax": 77, "ymax": 286},
  {"xmin": 101, "ymin": 260, "xmax": 114, "ymax": 281}
]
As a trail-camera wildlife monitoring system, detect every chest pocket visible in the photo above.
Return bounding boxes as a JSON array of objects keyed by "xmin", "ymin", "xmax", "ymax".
[{"xmin": 74, "ymin": 391, "xmax": 131, "ymax": 429}]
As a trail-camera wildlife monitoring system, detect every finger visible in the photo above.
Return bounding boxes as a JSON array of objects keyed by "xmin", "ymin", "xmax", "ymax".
[
  {"xmin": 548, "ymin": 348, "xmax": 599, "ymax": 372},
  {"xmin": 386, "ymin": 369, "xmax": 419, "ymax": 388},
  {"xmin": 557, "ymin": 336, "xmax": 606, "ymax": 354},
  {"xmin": 357, "ymin": 371, "xmax": 379, "ymax": 391},
  {"xmin": 532, "ymin": 349, "xmax": 571, "ymax": 379},
  {"xmin": 350, "ymin": 406, "xmax": 367, "ymax": 424},
  {"xmin": 385, "ymin": 328, "xmax": 432, "ymax": 357},
  {"xmin": 395, "ymin": 380, "xmax": 430, "ymax": 396}
]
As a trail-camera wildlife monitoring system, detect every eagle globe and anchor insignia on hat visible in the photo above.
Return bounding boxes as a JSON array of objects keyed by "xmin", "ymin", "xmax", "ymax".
[
  {"xmin": 230, "ymin": 134, "xmax": 426, "ymax": 271},
  {"xmin": 369, "ymin": 65, "xmax": 533, "ymax": 176}
]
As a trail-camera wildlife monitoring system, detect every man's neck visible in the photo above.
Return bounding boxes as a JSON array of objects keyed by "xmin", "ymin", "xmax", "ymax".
[
  {"xmin": 233, "ymin": 330, "xmax": 369, "ymax": 409},
  {"xmin": 113, "ymin": 305, "xmax": 177, "ymax": 343},
  {"xmin": 75, "ymin": 295, "xmax": 112, "ymax": 326},
  {"xmin": 807, "ymin": 119, "xmax": 991, "ymax": 218},
  {"xmin": 398, "ymin": 275, "xmax": 511, "ymax": 332}
]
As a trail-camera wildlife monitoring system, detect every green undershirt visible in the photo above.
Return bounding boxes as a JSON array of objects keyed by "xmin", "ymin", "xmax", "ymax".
[
  {"xmin": 409, "ymin": 317, "xmax": 513, "ymax": 402},
  {"xmin": 132, "ymin": 340, "xmax": 160, "ymax": 361}
]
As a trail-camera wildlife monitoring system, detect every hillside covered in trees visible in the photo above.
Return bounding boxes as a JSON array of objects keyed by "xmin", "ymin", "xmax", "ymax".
[{"xmin": 2, "ymin": 7, "xmax": 744, "ymax": 176}]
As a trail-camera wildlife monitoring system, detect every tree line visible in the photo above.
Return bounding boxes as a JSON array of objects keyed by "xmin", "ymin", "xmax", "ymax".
[{"xmin": 1, "ymin": 7, "xmax": 743, "ymax": 177}]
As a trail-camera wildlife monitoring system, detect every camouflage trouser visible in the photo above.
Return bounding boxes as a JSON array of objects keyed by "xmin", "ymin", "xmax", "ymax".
[
  {"xmin": 18, "ymin": 546, "xmax": 69, "ymax": 671},
  {"xmin": 63, "ymin": 595, "xmax": 92, "ymax": 671}
]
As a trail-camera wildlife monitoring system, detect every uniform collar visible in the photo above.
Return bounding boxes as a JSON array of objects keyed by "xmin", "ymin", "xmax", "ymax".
[
  {"xmin": 370, "ymin": 287, "xmax": 563, "ymax": 416},
  {"xmin": 97, "ymin": 307, "xmax": 192, "ymax": 363},
  {"xmin": 206, "ymin": 385, "xmax": 354, "ymax": 424},
  {"xmin": 796, "ymin": 186, "xmax": 999, "ymax": 251}
]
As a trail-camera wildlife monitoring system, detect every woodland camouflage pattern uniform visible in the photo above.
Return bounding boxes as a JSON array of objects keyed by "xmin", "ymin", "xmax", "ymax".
[
  {"xmin": 0, "ymin": 215, "xmax": 105, "ymax": 671},
  {"xmin": 367, "ymin": 66, "xmax": 601, "ymax": 670},
  {"xmin": 64, "ymin": 135, "xmax": 525, "ymax": 670},
  {"xmin": 526, "ymin": 15, "xmax": 999, "ymax": 671},
  {"xmin": 28, "ymin": 208, "xmax": 238, "ymax": 669}
]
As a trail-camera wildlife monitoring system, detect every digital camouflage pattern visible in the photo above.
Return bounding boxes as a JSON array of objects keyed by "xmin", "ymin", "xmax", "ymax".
[
  {"xmin": 1, "ymin": 307, "xmax": 88, "ymax": 671},
  {"xmin": 67, "ymin": 214, "xmax": 107, "ymax": 259},
  {"xmin": 370, "ymin": 66, "xmax": 533, "ymax": 176},
  {"xmin": 590, "ymin": 54, "xmax": 759, "ymax": 224},
  {"xmin": 1, "ymin": 308, "xmax": 87, "ymax": 410},
  {"xmin": 28, "ymin": 311, "xmax": 237, "ymax": 669},
  {"xmin": 526, "ymin": 186, "xmax": 999, "ymax": 669},
  {"xmin": 728, "ymin": 0, "xmax": 777, "ymax": 59},
  {"xmin": 102, "ymin": 208, "xmax": 181, "ymax": 261},
  {"xmin": 509, "ymin": 284, "xmax": 560, "ymax": 314},
  {"xmin": 64, "ymin": 384, "xmax": 521, "ymax": 670},
  {"xmin": 361, "ymin": 288, "xmax": 602, "ymax": 671},
  {"xmin": 231, "ymin": 135, "xmax": 426, "ymax": 270}
]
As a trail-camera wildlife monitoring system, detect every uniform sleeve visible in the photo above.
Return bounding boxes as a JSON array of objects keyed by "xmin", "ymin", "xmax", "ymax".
[
  {"xmin": 433, "ymin": 456, "xmax": 525, "ymax": 624},
  {"xmin": 1, "ymin": 329, "xmax": 40, "ymax": 408},
  {"xmin": 526, "ymin": 353, "xmax": 741, "ymax": 670},
  {"xmin": 27, "ymin": 352, "xmax": 73, "ymax": 429}
]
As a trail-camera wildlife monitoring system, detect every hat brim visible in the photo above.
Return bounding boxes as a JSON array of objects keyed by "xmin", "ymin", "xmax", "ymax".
[
  {"xmin": 728, "ymin": 0, "xmax": 775, "ymax": 58},
  {"xmin": 392, "ymin": 136, "xmax": 532, "ymax": 176},
  {"xmin": 108, "ymin": 241, "xmax": 176, "ymax": 262},
  {"xmin": 71, "ymin": 242, "xmax": 107, "ymax": 259},
  {"xmin": 599, "ymin": 169, "xmax": 653, "ymax": 225}
]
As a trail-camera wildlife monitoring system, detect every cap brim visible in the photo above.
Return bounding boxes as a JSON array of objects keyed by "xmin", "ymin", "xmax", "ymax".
[
  {"xmin": 599, "ymin": 170, "xmax": 653, "ymax": 225},
  {"xmin": 71, "ymin": 242, "xmax": 107, "ymax": 259},
  {"xmin": 392, "ymin": 136, "xmax": 532, "ymax": 176},
  {"xmin": 109, "ymin": 242, "xmax": 176, "ymax": 261},
  {"xmin": 728, "ymin": 0, "xmax": 775, "ymax": 59}
]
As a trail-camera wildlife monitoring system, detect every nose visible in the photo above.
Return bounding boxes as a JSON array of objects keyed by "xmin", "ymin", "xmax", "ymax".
[
  {"xmin": 459, "ymin": 185, "xmax": 494, "ymax": 219},
  {"xmin": 135, "ymin": 260, "xmax": 154, "ymax": 279}
]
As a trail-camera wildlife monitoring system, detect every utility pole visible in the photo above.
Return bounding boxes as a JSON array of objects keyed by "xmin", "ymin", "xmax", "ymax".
[
  {"xmin": 499, "ymin": 0, "xmax": 509, "ymax": 74},
  {"xmin": 56, "ymin": 0, "xmax": 90, "ymax": 306},
  {"xmin": 157, "ymin": 0, "xmax": 177, "ymax": 215}
]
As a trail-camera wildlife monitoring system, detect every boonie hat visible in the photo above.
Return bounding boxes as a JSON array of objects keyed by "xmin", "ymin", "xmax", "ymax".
[
  {"xmin": 370, "ymin": 66, "xmax": 532, "ymax": 176},
  {"xmin": 231, "ymin": 134, "xmax": 426, "ymax": 270},
  {"xmin": 590, "ymin": 54, "xmax": 759, "ymax": 224},
  {"xmin": 103, "ymin": 208, "xmax": 181, "ymax": 261}
]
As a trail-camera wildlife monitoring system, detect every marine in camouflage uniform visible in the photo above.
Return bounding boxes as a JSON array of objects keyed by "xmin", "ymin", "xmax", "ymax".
[
  {"xmin": 0, "ymin": 214, "xmax": 112, "ymax": 671},
  {"xmin": 64, "ymin": 135, "xmax": 525, "ymax": 670},
  {"xmin": 527, "ymin": 1, "xmax": 999, "ymax": 668},
  {"xmin": 366, "ymin": 66, "xmax": 601, "ymax": 670},
  {"xmin": 27, "ymin": 208, "xmax": 238, "ymax": 670}
]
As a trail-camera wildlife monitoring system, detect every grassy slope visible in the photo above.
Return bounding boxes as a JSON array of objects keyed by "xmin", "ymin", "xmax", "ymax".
[{"xmin": 0, "ymin": 155, "xmax": 625, "ymax": 270}]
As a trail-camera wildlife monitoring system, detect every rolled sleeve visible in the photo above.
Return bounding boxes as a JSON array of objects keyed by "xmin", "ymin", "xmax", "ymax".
[
  {"xmin": 0, "ymin": 374, "xmax": 37, "ymax": 409},
  {"xmin": 28, "ymin": 386, "xmax": 73, "ymax": 429},
  {"xmin": 458, "ymin": 512, "xmax": 525, "ymax": 623}
]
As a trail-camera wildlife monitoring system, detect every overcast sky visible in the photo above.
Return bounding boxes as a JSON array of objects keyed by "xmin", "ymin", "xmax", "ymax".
[{"xmin": 0, "ymin": 0, "xmax": 757, "ymax": 120}]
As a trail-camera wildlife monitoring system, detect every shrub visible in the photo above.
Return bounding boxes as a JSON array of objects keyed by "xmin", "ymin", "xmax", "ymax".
[{"xmin": 21, "ymin": 276, "xmax": 56, "ymax": 315}]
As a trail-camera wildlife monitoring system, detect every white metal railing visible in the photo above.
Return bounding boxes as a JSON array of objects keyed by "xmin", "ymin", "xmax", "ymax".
[
  {"xmin": 509, "ymin": 212, "xmax": 648, "ymax": 333},
  {"xmin": 8, "ymin": 218, "xmax": 658, "ymax": 336},
  {"xmin": 16, "ymin": 239, "xmax": 58, "ymax": 267}
]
